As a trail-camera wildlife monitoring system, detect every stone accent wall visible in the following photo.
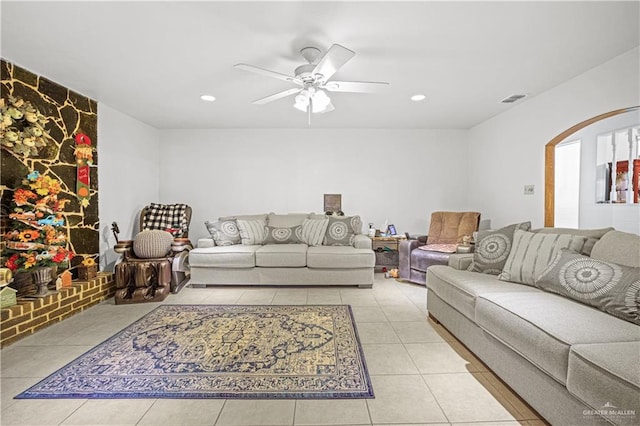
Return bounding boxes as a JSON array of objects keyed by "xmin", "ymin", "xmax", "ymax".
[
  {"xmin": 0, "ymin": 272, "xmax": 116, "ymax": 348},
  {"xmin": 1, "ymin": 59, "xmax": 99, "ymax": 270}
]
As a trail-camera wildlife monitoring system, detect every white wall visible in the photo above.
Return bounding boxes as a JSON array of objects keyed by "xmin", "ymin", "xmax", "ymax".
[
  {"xmin": 468, "ymin": 47, "xmax": 640, "ymax": 231},
  {"xmin": 158, "ymin": 129, "xmax": 470, "ymax": 242},
  {"xmin": 97, "ymin": 103, "xmax": 161, "ymax": 271}
]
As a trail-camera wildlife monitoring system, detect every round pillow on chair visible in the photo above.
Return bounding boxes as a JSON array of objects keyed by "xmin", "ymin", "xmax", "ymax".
[{"xmin": 133, "ymin": 230, "xmax": 173, "ymax": 258}]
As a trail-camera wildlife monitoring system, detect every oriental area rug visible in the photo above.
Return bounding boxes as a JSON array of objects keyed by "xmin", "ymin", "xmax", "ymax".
[{"xmin": 16, "ymin": 304, "xmax": 373, "ymax": 399}]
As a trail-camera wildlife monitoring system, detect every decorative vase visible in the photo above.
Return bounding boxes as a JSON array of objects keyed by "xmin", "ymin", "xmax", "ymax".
[
  {"xmin": 31, "ymin": 267, "xmax": 53, "ymax": 297},
  {"xmin": 47, "ymin": 265, "xmax": 59, "ymax": 291}
]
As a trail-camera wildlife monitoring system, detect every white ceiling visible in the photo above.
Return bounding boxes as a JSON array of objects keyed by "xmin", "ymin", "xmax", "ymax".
[{"xmin": 2, "ymin": 1, "xmax": 638, "ymax": 129}]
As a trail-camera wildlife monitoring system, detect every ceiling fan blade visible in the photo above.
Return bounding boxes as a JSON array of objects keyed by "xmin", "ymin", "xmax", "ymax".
[
  {"xmin": 323, "ymin": 80, "xmax": 390, "ymax": 93},
  {"xmin": 312, "ymin": 44, "xmax": 355, "ymax": 82},
  {"xmin": 234, "ymin": 63, "xmax": 302, "ymax": 85},
  {"xmin": 252, "ymin": 88, "xmax": 302, "ymax": 105}
]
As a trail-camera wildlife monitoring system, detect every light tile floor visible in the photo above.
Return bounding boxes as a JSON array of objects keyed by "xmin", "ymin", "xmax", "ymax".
[{"xmin": 0, "ymin": 274, "xmax": 546, "ymax": 426}]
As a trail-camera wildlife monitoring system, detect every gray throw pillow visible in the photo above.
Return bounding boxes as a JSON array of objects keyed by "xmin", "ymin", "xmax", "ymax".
[
  {"xmin": 300, "ymin": 218, "xmax": 329, "ymax": 246},
  {"xmin": 498, "ymin": 230, "xmax": 587, "ymax": 286},
  {"xmin": 263, "ymin": 225, "xmax": 303, "ymax": 244},
  {"xmin": 205, "ymin": 219, "xmax": 240, "ymax": 246},
  {"xmin": 536, "ymin": 249, "xmax": 640, "ymax": 325},
  {"xmin": 236, "ymin": 219, "xmax": 267, "ymax": 245},
  {"xmin": 324, "ymin": 215, "xmax": 362, "ymax": 246},
  {"xmin": 532, "ymin": 227, "xmax": 613, "ymax": 256},
  {"xmin": 468, "ymin": 222, "xmax": 531, "ymax": 275}
]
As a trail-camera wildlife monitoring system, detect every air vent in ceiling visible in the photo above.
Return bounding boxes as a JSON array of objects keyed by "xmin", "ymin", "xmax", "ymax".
[{"xmin": 501, "ymin": 94, "xmax": 527, "ymax": 104}]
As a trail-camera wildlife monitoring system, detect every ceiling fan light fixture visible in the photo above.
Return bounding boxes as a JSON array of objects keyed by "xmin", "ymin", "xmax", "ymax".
[
  {"xmin": 237, "ymin": 43, "xmax": 389, "ymax": 116},
  {"xmin": 293, "ymin": 101, "xmax": 308, "ymax": 112},
  {"xmin": 312, "ymin": 89, "xmax": 331, "ymax": 112},
  {"xmin": 411, "ymin": 94, "xmax": 426, "ymax": 102},
  {"xmin": 293, "ymin": 90, "xmax": 311, "ymax": 111}
]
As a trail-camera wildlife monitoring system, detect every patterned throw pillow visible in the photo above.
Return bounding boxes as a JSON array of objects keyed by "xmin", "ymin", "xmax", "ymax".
[
  {"xmin": 536, "ymin": 249, "xmax": 640, "ymax": 325},
  {"xmin": 469, "ymin": 222, "xmax": 531, "ymax": 275},
  {"xmin": 498, "ymin": 230, "xmax": 587, "ymax": 285},
  {"xmin": 263, "ymin": 226, "xmax": 303, "ymax": 244},
  {"xmin": 205, "ymin": 220, "xmax": 240, "ymax": 246},
  {"xmin": 324, "ymin": 215, "xmax": 363, "ymax": 246},
  {"xmin": 236, "ymin": 219, "xmax": 267, "ymax": 245},
  {"xmin": 300, "ymin": 218, "xmax": 329, "ymax": 246}
]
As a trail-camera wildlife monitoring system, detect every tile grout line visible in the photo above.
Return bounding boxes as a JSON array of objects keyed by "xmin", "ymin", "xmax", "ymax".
[
  {"xmin": 213, "ymin": 399, "xmax": 228, "ymax": 426},
  {"xmin": 418, "ymin": 373, "xmax": 452, "ymax": 425},
  {"xmin": 134, "ymin": 398, "xmax": 158, "ymax": 425}
]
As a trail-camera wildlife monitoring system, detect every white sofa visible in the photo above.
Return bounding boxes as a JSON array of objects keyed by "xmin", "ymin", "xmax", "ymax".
[
  {"xmin": 189, "ymin": 213, "xmax": 375, "ymax": 288},
  {"xmin": 426, "ymin": 228, "xmax": 640, "ymax": 425}
]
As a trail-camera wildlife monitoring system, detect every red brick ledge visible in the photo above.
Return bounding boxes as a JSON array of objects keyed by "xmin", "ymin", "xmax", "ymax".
[{"xmin": 0, "ymin": 272, "xmax": 116, "ymax": 348}]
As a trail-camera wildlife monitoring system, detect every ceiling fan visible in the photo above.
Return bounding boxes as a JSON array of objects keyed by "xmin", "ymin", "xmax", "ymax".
[{"xmin": 234, "ymin": 44, "xmax": 389, "ymax": 120}]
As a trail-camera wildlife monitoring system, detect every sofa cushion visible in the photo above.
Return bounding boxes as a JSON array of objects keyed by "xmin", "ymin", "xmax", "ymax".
[
  {"xmin": 255, "ymin": 244, "xmax": 307, "ymax": 267},
  {"xmin": 219, "ymin": 213, "xmax": 268, "ymax": 222},
  {"xmin": 533, "ymin": 227, "xmax": 613, "ymax": 256},
  {"xmin": 353, "ymin": 234, "xmax": 373, "ymax": 250},
  {"xmin": 267, "ymin": 213, "xmax": 309, "ymax": 228},
  {"xmin": 475, "ymin": 291, "xmax": 640, "ymax": 385},
  {"xmin": 205, "ymin": 219, "xmax": 241, "ymax": 246},
  {"xmin": 237, "ymin": 219, "xmax": 267, "ymax": 245},
  {"xmin": 188, "ymin": 245, "xmax": 260, "ymax": 268},
  {"xmin": 309, "ymin": 213, "xmax": 328, "ymax": 220},
  {"xmin": 498, "ymin": 230, "xmax": 586, "ymax": 286},
  {"xmin": 591, "ymin": 230, "xmax": 640, "ymax": 268},
  {"xmin": 300, "ymin": 218, "xmax": 329, "ymax": 246},
  {"xmin": 567, "ymin": 342, "xmax": 640, "ymax": 421},
  {"xmin": 426, "ymin": 266, "xmax": 540, "ymax": 321},
  {"xmin": 263, "ymin": 225, "xmax": 303, "ymax": 244},
  {"xmin": 307, "ymin": 246, "xmax": 374, "ymax": 269},
  {"xmin": 324, "ymin": 215, "xmax": 363, "ymax": 246},
  {"xmin": 427, "ymin": 211, "xmax": 480, "ymax": 244},
  {"xmin": 536, "ymin": 249, "xmax": 640, "ymax": 325},
  {"xmin": 469, "ymin": 222, "xmax": 531, "ymax": 275}
]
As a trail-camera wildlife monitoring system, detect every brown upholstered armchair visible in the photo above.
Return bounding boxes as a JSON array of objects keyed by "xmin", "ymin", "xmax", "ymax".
[
  {"xmin": 399, "ymin": 211, "xmax": 480, "ymax": 285},
  {"xmin": 113, "ymin": 203, "xmax": 193, "ymax": 304}
]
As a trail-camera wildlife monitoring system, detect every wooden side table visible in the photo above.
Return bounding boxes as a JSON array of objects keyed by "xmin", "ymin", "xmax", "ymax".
[{"xmin": 371, "ymin": 236, "xmax": 407, "ymax": 271}]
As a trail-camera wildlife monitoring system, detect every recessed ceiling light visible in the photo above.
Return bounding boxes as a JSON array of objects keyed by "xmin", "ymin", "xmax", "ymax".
[
  {"xmin": 411, "ymin": 94, "xmax": 426, "ymax": 102},
  {"xmin": 200, "ymin": 95, "xmax": 216, "ymax": 102}
]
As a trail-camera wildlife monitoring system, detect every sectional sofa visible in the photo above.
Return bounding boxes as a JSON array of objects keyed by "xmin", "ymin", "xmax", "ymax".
[
  {"xmin": 426, "ymin": 226, "xmax": 640, "ymax": 425},
  {"xmin": 189, "ymin": 213, "xmax": 375, "ymax": 287}
]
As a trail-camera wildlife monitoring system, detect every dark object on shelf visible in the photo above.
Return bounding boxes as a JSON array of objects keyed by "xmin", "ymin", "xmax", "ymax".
[
  {"xmin": 78, "ymin": 264, "xmax": 98, "ymax": 280},
  {"xmin": 10, "ymin": 272, "xmax": 36, "ymax": 298}
]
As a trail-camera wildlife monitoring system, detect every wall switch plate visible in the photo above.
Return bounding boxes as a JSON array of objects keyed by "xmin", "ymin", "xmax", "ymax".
[{"xmin": 524, "ymin": 185, "xmax": 535, "ymax": 195}]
